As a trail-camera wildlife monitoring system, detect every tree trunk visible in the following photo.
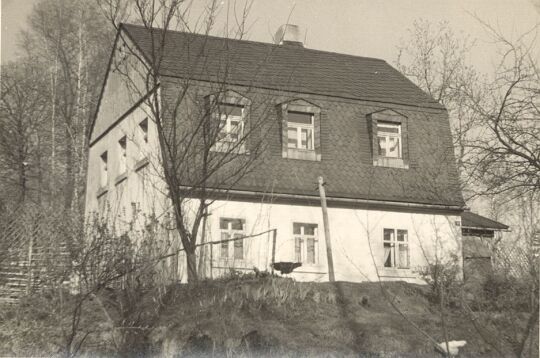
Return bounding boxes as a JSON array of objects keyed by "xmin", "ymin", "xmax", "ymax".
[
  {"xmin": 64, "ymin": 132, "xmax": 74, "ymax": 209},
  {"xmin": 186, "ymin": 248, "xmax": 198, "ymax": 283}
]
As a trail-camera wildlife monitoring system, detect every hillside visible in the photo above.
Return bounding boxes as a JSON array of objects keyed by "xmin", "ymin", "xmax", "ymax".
[{"xmin": 1, "ymin": 276, "xmax": 537, "ymax": 357}]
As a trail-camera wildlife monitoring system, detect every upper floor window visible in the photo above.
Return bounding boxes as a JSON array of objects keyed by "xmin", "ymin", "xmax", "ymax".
[
  {"xmin": 279, "ymin": 99, "xmax": 321, "ymax": 161},
  {"xmin": 383, "ymin": 228, "xmax": 409, "ymax": 269},
  {"xmin": 100, "ymin": 151, "xmax": 108, "ymax": 188},
  {"xmin": 219, "ymin": 218, "xmax": 245, "ymax": 260},
  {"xmin": 367, "ymin": 109, "xmax": 409, "ymax": 169},
  {"xmin": 377, "ymin": 122, "xmax": 401, "ymax": 158},
  {"xmin": 293, "ymin": 222, "xmax": 318, "ymax": 265},
  {"xmin": 287, "ymin": 111, "xmax": 314, "ymax": 150},
  {"xmin": 118, "ymin": 136, "xmax": 127, "ymax": 174},
  {"xmin": 206, "ymin": 90, "xmax": 251, "ymax": 153},
  {"xmin": 216, "ymin": 103, "xmax": 244, "ymax": 145}
]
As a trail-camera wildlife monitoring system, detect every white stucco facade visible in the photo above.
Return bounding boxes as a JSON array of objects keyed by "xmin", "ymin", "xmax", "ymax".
[{"xmin": 179, "ymin": 199, "xmax": 462, "ymax": 284}]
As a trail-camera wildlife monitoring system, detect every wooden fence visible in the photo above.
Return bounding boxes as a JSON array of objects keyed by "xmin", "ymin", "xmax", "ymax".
[{"xmin": 0, "ymin": 205, "xmax": 76, "ymax": 303}]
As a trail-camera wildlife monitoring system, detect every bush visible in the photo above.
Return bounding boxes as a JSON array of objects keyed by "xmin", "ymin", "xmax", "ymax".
[
  {"xmin": 419, "ymin": 257, "xmax": 462, "ymax": 305},
  {"xmin": 482, "ymin": 272, "xmax": 535, "ymax": 312}
]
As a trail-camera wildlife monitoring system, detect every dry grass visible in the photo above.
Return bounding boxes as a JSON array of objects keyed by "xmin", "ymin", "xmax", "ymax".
[{"xmin": 1, "ymin": 277, "xmax": 537, "ymax": 357}]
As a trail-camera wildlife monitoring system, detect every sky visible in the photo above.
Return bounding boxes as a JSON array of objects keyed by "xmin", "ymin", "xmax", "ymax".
[
  {"xmin": 0, "ymin": 0, "xmax": 540, "ymax": 69},
  {"xmin": 2, "ymin": 0, "xmax": 539, "ymax": 69}
]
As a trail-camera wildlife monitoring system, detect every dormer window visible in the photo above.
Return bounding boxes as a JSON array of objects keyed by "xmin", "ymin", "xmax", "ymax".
[
  {"xmin": 287, "ymin": 111, "xmax": 314, "ymax": 150},
  {"xmin": 377, "ymin": 122, "xmax": 401, "ymax": 158},
  {"xmin": 279, "ymin": 99, "xmax": 321, "ymax": 161},
  {"xmin": 206, "ymin": 91, "xmax": 251, "ymax": 154},
  {"xmin": 367, "ymin": 109, "xmax": 409, "ymax": 169},
  {"xmin": 216, "ymin": 103, "xmax": 244, "ymax": 146}
]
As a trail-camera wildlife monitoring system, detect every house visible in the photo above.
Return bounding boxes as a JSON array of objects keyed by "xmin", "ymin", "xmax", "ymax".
[
  {"xmin": 85, "ymin": 23, "xmax": 466, "ymax": 283},
  {"xmin": 461, "ymin": 211, "xmax": 509, "ymax": 283}
]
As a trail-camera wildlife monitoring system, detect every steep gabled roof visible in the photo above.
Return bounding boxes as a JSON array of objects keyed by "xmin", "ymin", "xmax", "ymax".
[
  {"xmin": 121, "ymin": 23, "xmax": 443, "ymax": 110},
  {"xmin": 462, "ymin": 211, "xmax": 509, "ymax": 231},
  {"xmin": 113, "ymin": 23, "xmax": 464, "ymax": 209}
]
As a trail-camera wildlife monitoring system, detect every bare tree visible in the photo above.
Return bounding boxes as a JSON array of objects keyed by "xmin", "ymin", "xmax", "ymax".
[
  {"xmin": 0, "ymin": 61, "xmax": 49, "ymax": 204},
  {"xmin": 396, "ymin": 19, "xmax": 480, "ymax": 195},
  {"xmin": 18, "ymin": 0, "xmax": 114, "ymax": 210},
  {"xmin": 97, "ymin": 0, "xmax": 278, "ymax": 282},
  {"xmin": 396, "ymin": 19, "xmax": 539, "ymax": 356},
  {"xmin": 462, "ymin": 20, "xmax": 540, "ymax": 199}
]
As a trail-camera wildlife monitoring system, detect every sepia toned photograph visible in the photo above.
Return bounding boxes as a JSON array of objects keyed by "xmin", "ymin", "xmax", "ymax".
[{"xmin": 1, "ymin": 0, "xmax": 539, "ymax": 356}]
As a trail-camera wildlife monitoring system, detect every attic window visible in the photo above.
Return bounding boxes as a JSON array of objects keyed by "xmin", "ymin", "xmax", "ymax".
[
  {"xmin": 279, "ymin": 100, "xmax": 322, "ymax": 161},
  {"xmin": 287, "ymin": 111, "xmax": 314, "ymax": 150},
  {"xmin": 377, "ymin": 122, "xmax": 401, "ymax": 158},
  {"xmin": 367, "ymin": 110, "xmax": 409, "ymax": 169},
  {"xmin": 217, "ymin": 103, "xmax": 244, "ymax": 144},
  {"xmin": 206, "ymin": 91, "xmax": 251, "ymax": 154},
  {"xmin": 211, "ymin": 103, "xmax": 246, "ymax": 153}
]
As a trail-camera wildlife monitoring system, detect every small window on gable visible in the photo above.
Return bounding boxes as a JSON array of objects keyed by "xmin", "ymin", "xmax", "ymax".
[
  {"xmin": 287, "ymin": 111, "xmax": 314, "ymax": 150},
  {"xmin": 100, "ymin": 151, "xmax": 108, "ymax": 188},
  {"xmin": 377, "ymin": 122, "xmax": 401, "ymax": 159},
  {"xmin": 139, "ymin": 118, "xmax": 148, "ymax": 143},
  {"xmin": 118, "ymin": 136, "xmax": 127, "ymax": 174}
]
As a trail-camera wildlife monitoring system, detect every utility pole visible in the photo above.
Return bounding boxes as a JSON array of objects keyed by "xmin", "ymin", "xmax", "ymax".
[
  {"xmin": 318, "ymin": 176, "xmax": 335, "ymax": 282},
  {"xmin": 271, "ymin": 229, "xmax": 277, "ymax": 275}
]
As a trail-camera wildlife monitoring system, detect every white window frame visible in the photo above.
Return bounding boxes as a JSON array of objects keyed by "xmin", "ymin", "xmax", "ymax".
[
  {"xmin": 100, "ymin": 151, "xmax": 108, "ymax": 188},
  {"xmin": 377, "ymin": 122, "xmax": 402, "ymax": 159},
  {"xmin": 215, "ymin": 103, "xmax": 245, "ymax": 149},
  {"xmin": 219, "ymin": 218, "xmax": 245, "ymax": 261},
  {"xmin": 287, "ymin": 112, "xmax": 315, "ymax": 151},
  {"xmin": 293, "ymin": 223, "xmax": 319, "ymax": 265},
  {"xmin": 383, "ymin": 228, "xmax": 409, "ymax": 269}
]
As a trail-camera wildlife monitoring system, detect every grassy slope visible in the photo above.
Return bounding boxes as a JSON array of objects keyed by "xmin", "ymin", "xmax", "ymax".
[
  {"xmin": 149, "ymin": 278, "xmax": 522, "ymax": 357},
  {"xmin": 1, "ymin": 277, "xmax": 535, "ymax": 357}
]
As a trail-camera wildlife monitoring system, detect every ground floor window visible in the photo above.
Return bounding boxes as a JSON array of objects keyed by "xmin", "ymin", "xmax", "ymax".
[
  {"xmin": 293, "ymin": 223, "xmax": 318, "ymax": 265},
  {"xmin": 383, "ymin": 228, "xmax": 409, "ymax": 269},
  {"xmin": 219, "ymin": 218, "xmax": 245, "ymax": 260}
]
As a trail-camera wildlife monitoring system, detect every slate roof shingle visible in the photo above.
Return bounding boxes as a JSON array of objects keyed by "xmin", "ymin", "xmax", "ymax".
[
  {"xmin": 119, "ymin": 23, "xmax": 465, "ymax": 208},
  {"xmin": 462, "ymin": 211, "xmax": 509, "ymax": 230},
  {"xmin": 121, "ymin": 23, "xmax": 443, "ymax": 109}
]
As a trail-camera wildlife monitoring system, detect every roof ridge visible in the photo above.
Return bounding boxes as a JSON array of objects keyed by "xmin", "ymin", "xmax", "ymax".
[{"xmin": 120, "ymin": 22, "xmax": 387, "ymax": 63}]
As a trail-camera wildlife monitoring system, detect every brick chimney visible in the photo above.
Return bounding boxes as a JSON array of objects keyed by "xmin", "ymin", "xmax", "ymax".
[{"xmin": 275, "ymin": 24, "xmax": 303, "ymax": 47}]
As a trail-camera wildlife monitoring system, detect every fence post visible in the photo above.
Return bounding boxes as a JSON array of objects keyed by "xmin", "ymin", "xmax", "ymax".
[
  {"xmin": 209, "ymin": 240, "xmax": 213, "ymax": 280},
  {"xmin": 25, "ymin": 214, "xmax": 35, "ymax": 294},
  {"xmin": 271, "ymin": 229, "xmax": 277, "ymax": 275}
]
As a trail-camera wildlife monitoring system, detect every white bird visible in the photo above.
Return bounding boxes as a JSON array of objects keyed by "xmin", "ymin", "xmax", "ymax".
[{"xmin": 436, "ymin": 340, "xmax": 467, "ymax": 356}]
